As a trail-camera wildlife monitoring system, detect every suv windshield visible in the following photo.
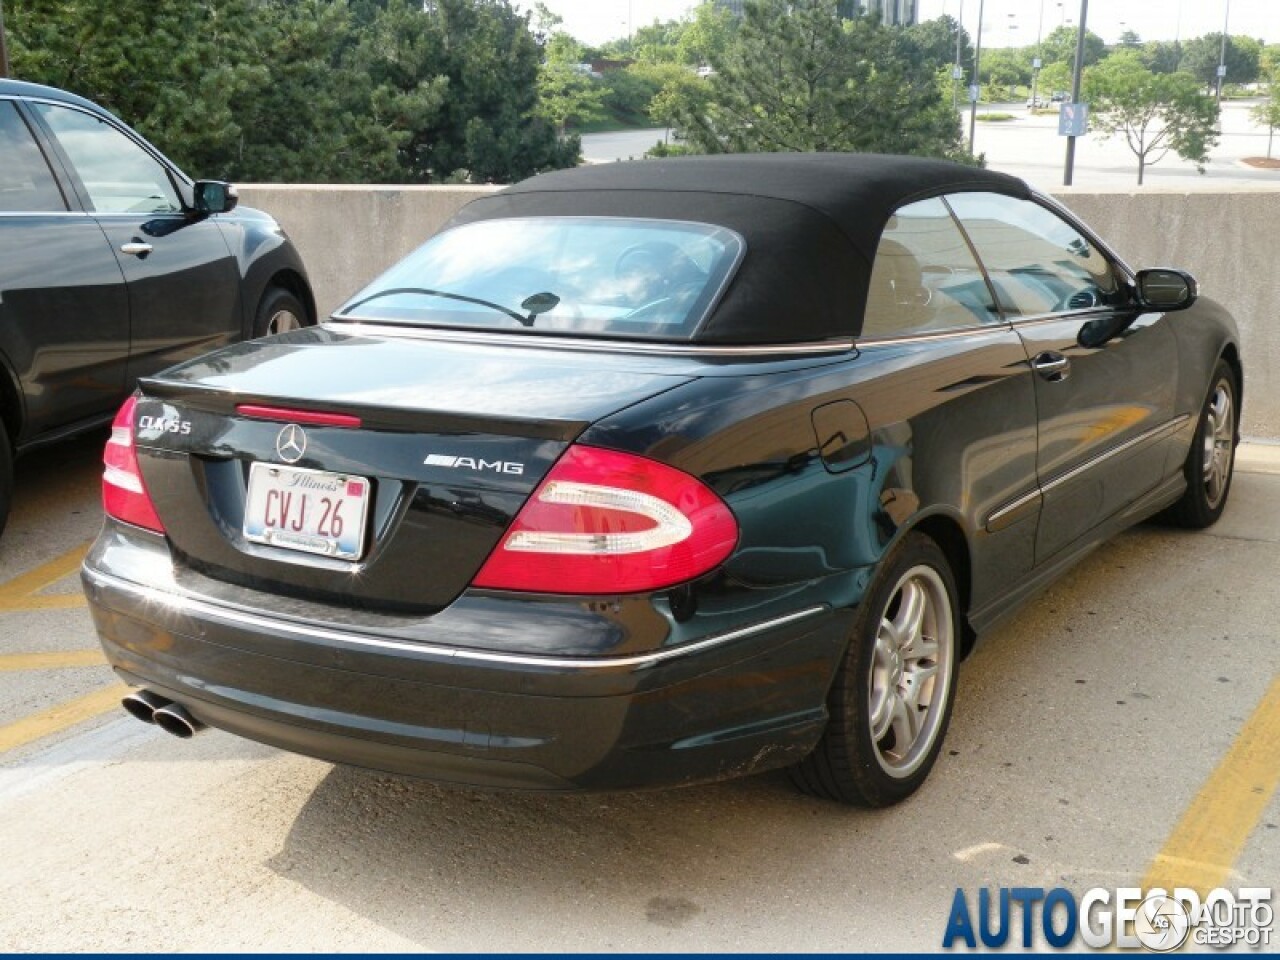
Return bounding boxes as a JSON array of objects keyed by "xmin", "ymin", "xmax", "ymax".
[{"xmin": 334, "ymin": 217, "xmax": 745, "ymax": 341}]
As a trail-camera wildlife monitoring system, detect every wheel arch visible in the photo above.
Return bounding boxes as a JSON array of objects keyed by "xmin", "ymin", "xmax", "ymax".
[
  {"xmin": 263, "ymin": 269, "xmax": 317, "ymax": 326},
  {"xmin": 1219, "ymin": 342, "xmax": 1243, "ymax": 441},
  {"xmin": 900, "ymin": 510, "xmax": 978, "ymax": 658},
  {"xmin": 0, "ymin": 350, "xmax": 23, "ymax": 450}
]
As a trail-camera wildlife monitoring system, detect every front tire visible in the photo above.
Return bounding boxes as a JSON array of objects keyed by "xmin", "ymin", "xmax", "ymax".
[
  {"xmin": 252, "ymin": 287, "xmax": 308, "ymax": 339},
  {"xmin": 0, "ymin": 432, "xmax": 11, "ymax": 539},
  {"xmin": 1163, "ymin": 359, "xmax": 1238, "ymax": 529},
  {"xmin": 791, "ymin": 532, "xmax": 960, "ymax": 807}
]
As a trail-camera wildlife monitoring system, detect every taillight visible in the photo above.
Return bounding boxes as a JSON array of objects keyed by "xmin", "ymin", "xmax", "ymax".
[
  {"xmin": 102, "ymin": 396, "xmax": 165, "ymax": 533},
  {"xmin": 472, "ymin": 445, "xmax": 738, "ymax": 595}
]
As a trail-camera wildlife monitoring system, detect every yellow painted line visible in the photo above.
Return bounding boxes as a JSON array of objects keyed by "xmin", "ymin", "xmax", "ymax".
[
  {"xmin": 1142, "ymin": 676, "xmax": 1280, "ymax": 894},
  {"xmin": 0, "ymin": 542, "xmax": 91, "ymax": 612},
  {"xmin": 0, "ymin": 650, "xmax": 107, "ymax": 672},
  {"xmin": 0, "ymin": 683, "xmax": 128, "ymax": 754}
]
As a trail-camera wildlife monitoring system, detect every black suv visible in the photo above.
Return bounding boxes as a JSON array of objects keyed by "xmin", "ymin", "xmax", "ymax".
[{"xmin": 0, "ymin": 80, "xmax": 315, "ymax": 536}]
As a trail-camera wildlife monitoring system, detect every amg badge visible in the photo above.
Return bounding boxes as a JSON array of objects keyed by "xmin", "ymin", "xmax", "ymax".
[{"xmin": 423, "ymin": 454, "xmax": 525, "ymax": 475}]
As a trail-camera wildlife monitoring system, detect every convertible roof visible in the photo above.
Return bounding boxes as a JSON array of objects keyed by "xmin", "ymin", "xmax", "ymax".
[{"xmin": 450, "ymin": 153, "xmax": 1031, "ymax": 344}]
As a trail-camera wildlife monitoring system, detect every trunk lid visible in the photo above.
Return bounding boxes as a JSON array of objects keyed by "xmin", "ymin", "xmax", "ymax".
[{"xmin": 133, "ymin": 327, "xmax": 698, "ymax": 611}]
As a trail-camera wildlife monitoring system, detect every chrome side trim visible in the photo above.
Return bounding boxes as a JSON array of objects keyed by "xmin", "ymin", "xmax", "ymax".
[
  {"xmin": 0, "ymin": 211, "xmax": 90, "ymax": 218},
  {"xmin": 985, "ymin": 487, "xmax": 1043, "ymax": 531},
  {"xmin": 855, "ymin": 323, "xmax": 1013, "ymax": 347},
  {"xmin": 321, "ymin": 320, "xmax": 855, "ymax": 358},
  {"xmin": 985, "ymin": 414, "xmax": 1193, "ymax": 529},
  {"xmin": 84, "ymin": 567, "xmax": 828, "ymax": 670}
]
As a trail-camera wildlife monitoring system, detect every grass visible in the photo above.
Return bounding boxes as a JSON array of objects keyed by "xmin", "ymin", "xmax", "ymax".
[{"xmin": 976, "ymin": 112, "xmax": 1017, "ymax": 122}]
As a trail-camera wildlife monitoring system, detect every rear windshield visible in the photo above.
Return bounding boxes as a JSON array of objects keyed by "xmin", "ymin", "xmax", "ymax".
[{"xmin": 334, "ymin": 217, "xmax": 745, "ymax": 341}]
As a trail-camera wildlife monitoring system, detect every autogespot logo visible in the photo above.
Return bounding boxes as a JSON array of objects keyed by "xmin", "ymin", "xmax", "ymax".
[
  {"xmin": 941, "ymin": 886, "xmax": 1273, "ymax": 951},
  {"xmin": 1134, "ymin": 894, "xmax": 1190, "ymax": 952}
]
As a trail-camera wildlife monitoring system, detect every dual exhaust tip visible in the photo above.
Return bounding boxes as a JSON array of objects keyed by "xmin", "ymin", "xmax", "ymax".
[{"xmin": 121, "ymin": 689, "xmax": 205, "ymax": 738}]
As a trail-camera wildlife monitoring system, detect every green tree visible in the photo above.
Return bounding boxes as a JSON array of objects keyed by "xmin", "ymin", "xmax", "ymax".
[
  {"xmin": 670, "ymin": 0, "xmax": 965, "ymax": 160},
  {"xmin": 1262, "ymin": 45, "xmax": 1280, "ymax": 79},
  {"xmin": 1179, "ymin": 33, "xmax": 1261, "ymax": 91},
  {"xmin": 982, "ymin": 47, "xmax": 1032, "ymax": 90},
  {"xmin": 676, "ymin": 2, "xmax": 734, "ymax": 67},
  {"xmin": 1140, "ymin": 40, "xmax": 1183, "ymax": 74},
  {"xmin": 8, "ymin": 0, "xmax": 578, "ymax": 184},
  {"xmin": 6, "ymin": 0, "xmax": 265, "ymax": 176},
  {"xmin": 903, "ymin": 14, "xmax": 973, "ymax": 74},
  {"xmin": 1251, "ymin": 76, "xmax": 1280, "ymax": 159},
  {"xmin": 1037, "ymin": 61, "xmax": 1073, "ymax": 99},
  {"xmin": 1117, "ymin": 30, "xmax": 1141, "ymax": 49},
  {"xmin": 1085, "ymin": 51, "xmax": 1219, "ymax": 185},
  {"xmin": 537, "ymin": 32, "xmax": 608, "ymax": 135},
  {"xmin": 1040, "ymin": 25, "xmax": 1106, "ymax": 68}
]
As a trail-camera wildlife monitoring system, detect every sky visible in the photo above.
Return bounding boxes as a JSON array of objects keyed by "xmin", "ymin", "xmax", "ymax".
[{"xmin": 528, "ymin": 0, "xmax": 1279, "ymax": 49}]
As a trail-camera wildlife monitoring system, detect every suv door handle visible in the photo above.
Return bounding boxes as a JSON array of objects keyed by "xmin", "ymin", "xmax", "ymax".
[
  {"xmin": 120, "ymin": 241, "xmax": 153, "ymax": 257},
  {"xmin": 1031, "ymin": 351, "xmax": 1071, "ymax": 381}
]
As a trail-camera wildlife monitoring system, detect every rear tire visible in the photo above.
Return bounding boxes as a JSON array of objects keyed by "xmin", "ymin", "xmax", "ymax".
[
  {"xmin": 252, "ymin": 287, "xmax": 308, "ymax": 339},
  {"xmin": 1163, "ymin": 359, "xmax": 1237, "ymax": 529},
  {"xmin": 791, "ymin": 532, "xmax": 960, "ymax": 807}
]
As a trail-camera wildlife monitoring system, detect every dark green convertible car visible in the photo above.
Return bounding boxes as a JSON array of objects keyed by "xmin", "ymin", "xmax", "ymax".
[{"xmin": 82, "ymin": 154, "xmax": 1240, "ymax": 806}]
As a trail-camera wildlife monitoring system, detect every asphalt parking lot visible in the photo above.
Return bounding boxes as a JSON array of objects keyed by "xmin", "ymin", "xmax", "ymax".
[{"xmin": 0, "ymin": 432, "xmax": 1276, "ymax": 951}]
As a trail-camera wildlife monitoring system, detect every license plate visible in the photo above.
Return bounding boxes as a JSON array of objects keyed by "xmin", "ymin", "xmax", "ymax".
[{"xmin": 244, "ymin": 462, "xmax": 371, "ymax": 560}]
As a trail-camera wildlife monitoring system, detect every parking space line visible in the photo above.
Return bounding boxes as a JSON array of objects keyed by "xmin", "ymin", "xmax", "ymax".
[
  {"xmin": 0, "ymin": 650, "xmax": 107, "ymax": 672},
  {"xmin": 1141, "ymin": 676, "xmax": 1280, "ymax": 894},
  {"xmin": 0, "ymin": 683, "xmax": 127, "ymax": 755},
  {"xmin": 0, "ymin": 542, "xmax": 91, "ymax": 611}
]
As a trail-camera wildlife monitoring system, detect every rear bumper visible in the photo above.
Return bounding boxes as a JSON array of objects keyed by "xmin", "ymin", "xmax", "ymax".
[{"xmin": 82, "ymin": 528, "xmax": 851, "ymax": 792}]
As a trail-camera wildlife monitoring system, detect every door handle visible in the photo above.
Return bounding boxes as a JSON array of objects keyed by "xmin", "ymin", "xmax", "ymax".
[
  {"xmin": 120, "ymin": 241, "xmax": 153, "ymax": 257},
  {"xmin": 1031, "ymin": 351, "xmax": 1071, "ymax": 381}
]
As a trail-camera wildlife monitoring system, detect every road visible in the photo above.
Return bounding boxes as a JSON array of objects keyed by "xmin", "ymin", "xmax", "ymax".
[
  {"xmin": 0, "ymin": 433, "xmax": 1276, "ymax": 950},
  {"xmin": 582, "ymin": 100, "xmax": 1280, "ymax": 192}
]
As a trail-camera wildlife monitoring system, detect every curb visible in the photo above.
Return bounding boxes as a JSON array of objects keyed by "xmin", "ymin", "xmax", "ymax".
[{"xmin": 1237, "ymin": 441, "xmax": 1280, "ymax": 475}]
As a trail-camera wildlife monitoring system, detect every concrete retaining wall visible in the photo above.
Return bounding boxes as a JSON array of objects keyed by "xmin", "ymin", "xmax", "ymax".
[{"xmin": 239, "ymin": 183, "xmax": 1280, "ymax": 439}]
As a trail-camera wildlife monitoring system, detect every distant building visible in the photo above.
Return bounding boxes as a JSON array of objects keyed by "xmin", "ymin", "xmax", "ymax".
[
  {"xmin": 856, "ymin": 0, "xmax": 917, "ymax": 26},
  {"xmin": 712, "ymin": 0, "xmax": 917, "ymax": 27}
]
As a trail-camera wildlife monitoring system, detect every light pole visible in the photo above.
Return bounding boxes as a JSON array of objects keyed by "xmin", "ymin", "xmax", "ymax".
[
  {"xmin": 1215, "ymin": 0, "xmax": 1231, "ymax": 105},
  {"xmin": 1030, "ymin": 0, "xmax": 1045, "ymax": 107},
  {"xmin": 1063, "ymin": 0, "xmax": 1088, "ymax": 186},
  {"xmin": 952, "ymin": 0, "xmax": 965, "ymax": 112},
  {"xmin": 968, "ymin": 0, "xmax": 985, "ymax": 155}
]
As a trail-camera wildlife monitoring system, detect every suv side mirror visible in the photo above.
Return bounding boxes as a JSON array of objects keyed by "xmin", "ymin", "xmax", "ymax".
[
  {"xmin": 193, "ymin": 180, "xmax": 239, "ymax": 215},
  {"xmin": 1135, "ymin": 268, "xmax": 1197, "ymax": 311}
]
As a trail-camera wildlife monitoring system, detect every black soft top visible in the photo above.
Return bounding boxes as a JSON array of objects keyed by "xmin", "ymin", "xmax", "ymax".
[{"xmin": 449, "ymin": 153, "xmax": 1030, "ymax": 344}]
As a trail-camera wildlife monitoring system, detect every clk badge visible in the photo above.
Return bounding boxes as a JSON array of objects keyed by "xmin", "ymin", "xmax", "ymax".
[{"xmin": 276, "ymin": 424, "xmax": 307, "ymax": 464}]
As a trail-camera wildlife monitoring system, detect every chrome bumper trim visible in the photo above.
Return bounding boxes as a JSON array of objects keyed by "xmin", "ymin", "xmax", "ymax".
[{"xmin": 83, "ymin": 567, "xmax": 827, "ymax": 671}]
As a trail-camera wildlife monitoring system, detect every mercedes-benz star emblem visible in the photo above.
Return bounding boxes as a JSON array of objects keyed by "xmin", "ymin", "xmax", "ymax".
[{"xmin": 276, "ymin": 424, "xmax": 307, "ymax": 464}]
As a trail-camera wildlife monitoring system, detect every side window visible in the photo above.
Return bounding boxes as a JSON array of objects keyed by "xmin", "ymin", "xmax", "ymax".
[
  {"xmin": 33, "ymin": 103, "xmax": 181, "ymax": 215},
  {"xmin": 0, "ymin": 102, "xmax": 67, "ymax": 212},
  {"xmin": 946, "ymin": 192, "xmax": 1125, "ymax": 318},
  {"xmin": 861, "ymin": 197, "xmax": 1000, "ymax": 338}
]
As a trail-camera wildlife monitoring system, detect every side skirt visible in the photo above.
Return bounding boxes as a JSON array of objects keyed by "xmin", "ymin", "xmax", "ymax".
[{"xmin": 966, "ymin": 471, "xmax": 1187, "ymax": 641}]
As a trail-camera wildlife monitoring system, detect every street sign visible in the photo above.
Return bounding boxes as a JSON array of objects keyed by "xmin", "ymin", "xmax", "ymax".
[
  {"xmin": 1217, "ymin": 64, "xmax": 1228, "ymax": 78},
  {"xmin": 968, "ymin": 84, "xmax": 980, "ymax": 103},
  {"xmin": 952, "ymin": 65, "xmax": 964, "ymax": 80},
  {"xmin": 1032, "ymin": 57, "xmax": 1042, "ymax": 70},
  {"xmin": 1059, "ymin": 102, "xmax": 1088, "ymax": 137}
]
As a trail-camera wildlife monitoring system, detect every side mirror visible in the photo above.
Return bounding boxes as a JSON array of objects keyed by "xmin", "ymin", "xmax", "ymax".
[
  {"xmin": 193, "ymin": 180, "xmax": 239, "ymax": 215},
  {"xmin": 1135, "ymin": 268, "xmax": 1197, "ymax": 312}
]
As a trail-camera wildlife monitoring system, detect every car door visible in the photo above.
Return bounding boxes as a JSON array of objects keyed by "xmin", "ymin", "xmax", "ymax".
[
  {"xmin": 946, "ymin": 191, "xmax": 1179, "ymax": 565},
  {"xmin": 854, "ymin": 197, "xmax": 1041, "ymax": 614},
  {"xmin": 28, "ymin": 101, "xmax": 243, "ymax": 383},
  {"xmin": 0, "ymin": 98, "xmax": 130, "ymax": 439}
]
